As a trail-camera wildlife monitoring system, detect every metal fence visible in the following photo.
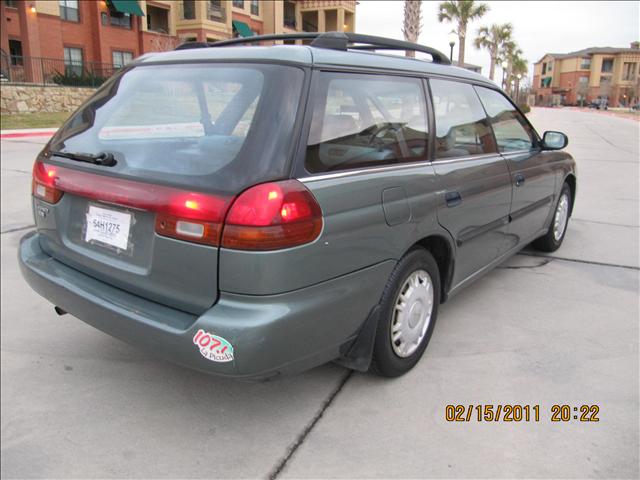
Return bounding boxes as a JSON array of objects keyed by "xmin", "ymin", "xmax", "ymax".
[{"xmin": 0, "ymin": 52, "xmax": 120, "ymax": 87}]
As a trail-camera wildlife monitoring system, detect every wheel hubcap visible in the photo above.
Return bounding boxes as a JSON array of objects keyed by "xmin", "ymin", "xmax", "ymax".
[
  {"xmin": 391, "ymin": 269, "xmax": 434, "ymax": 358},
  {"xmin": 553, "ymin": 193, "xmax": 569, "ymax": 241}
]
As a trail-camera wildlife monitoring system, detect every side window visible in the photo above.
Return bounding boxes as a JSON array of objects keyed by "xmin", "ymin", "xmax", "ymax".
[
  {"xmin": 475, "ymin": 86, "xmax": 535, "ymax": 152},
  {"xmin": 305, "ymin": 73, "xmax": 429, "ymax": 173},
  {"xmin": 429, "ymin": 79, "xmax": 496, "ymax": 159}
]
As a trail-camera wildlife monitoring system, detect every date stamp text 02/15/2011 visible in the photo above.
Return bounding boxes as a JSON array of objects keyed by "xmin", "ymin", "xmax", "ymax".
[{"xmin": 445, "ymin": 404, "xmax": 600, "ymax": 422}]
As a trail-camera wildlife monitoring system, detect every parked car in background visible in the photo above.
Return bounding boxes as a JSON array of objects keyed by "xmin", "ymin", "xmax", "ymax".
[
  {"xmin": 589, "ymin": 98, "xmax": 608, "ymax": 110},
  {"xmin": 19, "ymin": 33, "xmax": 577, "ymax": 379}
]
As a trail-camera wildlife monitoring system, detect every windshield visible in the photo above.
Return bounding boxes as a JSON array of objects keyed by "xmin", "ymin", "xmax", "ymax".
[{"xmin": 48, "ymin": 63, "xmax": 304, "ymax": 194}]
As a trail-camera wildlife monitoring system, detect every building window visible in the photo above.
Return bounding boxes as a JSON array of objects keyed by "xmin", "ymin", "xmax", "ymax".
[
  {"xmin": 182, "ymin": 0, "xmax": 196, "ymax": 20},
  {"xmin": 147, "ymin": 5, "xmax": 169, "ymax": 33},
  {"xmin": 284, "ymin": 1, "xmax": 296, "ymax": 28},
  {"xmin": 232, "ymin": 0, "xmax": 244, "ymax": 8},
  {"xmin": 580, "ymin": 57, "xmax": 591, "ymax": 69},
  {"xmin": 622, "ymin": 62, "xmax": 637, "ymax": 81},
  {"xmin": 112, "ymin": 51, "xmax": 133, "ymax": 68},
  {"xmin": 541, "ymin": 77, "xmax": 552, "ymax": 88},
  {"xmin": 5, "ymin": 0, "xmax": 18, "ymax": 8},
  {"xmin": 63, "ymin": 47, "xmax": 83, "ymax": 76},
  {"xmin": 601, "ymin": 58, "xmax": 614, "ymax": 73},
  {"xmin": 250, "ymin": 0, "xmax": 259, "ymax": 15},
  {"xmin": 8, "ymin": 39, "xmax": 22, "ymax": 65},
  {"xmin": 208, "ymin": 0, "xmax": 224, "ymax": 21},
  {"xmin": 59, "ymin": 0, "xmax": 79, "ymax": 22},
  {"xmin": 110, "ymin": 11, "xmax": 132, "ymax": 28},
  {"xmin": 547, "ymin": 62, "xmax": 553, "ymax": 72},
  {"xmin": 578, "ymin": 76, "xmax": 588, "ymax": 85},
  {"xmin": 541, "ymin": 63, "xmax": 547, "ymax": 75}
]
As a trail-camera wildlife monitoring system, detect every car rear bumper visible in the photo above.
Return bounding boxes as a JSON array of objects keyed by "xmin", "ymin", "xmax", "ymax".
[{"xmin": 19, "ymin": 231, "xmax": 394, "ymax": 379}]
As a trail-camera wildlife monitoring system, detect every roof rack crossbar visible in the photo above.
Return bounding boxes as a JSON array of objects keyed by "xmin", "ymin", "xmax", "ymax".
[{"xmin": 175, "ymin": 32, "xmax": 451, "ymax": 65}]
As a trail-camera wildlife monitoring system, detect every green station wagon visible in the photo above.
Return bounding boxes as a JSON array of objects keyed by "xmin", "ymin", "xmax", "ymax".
[{"xmin": 19, "ymin": 33, "xmax": 576, "ymax": 379}]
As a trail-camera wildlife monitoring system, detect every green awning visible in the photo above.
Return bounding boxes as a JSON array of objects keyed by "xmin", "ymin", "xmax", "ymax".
[
  {"xmin": 109, "ymin": 0, "xmax": 144, "ymax": 16},
  {"xmin": 232, "ymin": 20, "xmax": 254, "ymax": 38}
]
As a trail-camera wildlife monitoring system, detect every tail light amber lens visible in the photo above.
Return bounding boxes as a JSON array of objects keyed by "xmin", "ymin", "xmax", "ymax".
[
  {"xmin": 32, "ymin": 162, "xmax": 64, "ymax": 204},
  {"xmin": 221, "ymin": 180, "xmax": 323, "ymax": 251}
]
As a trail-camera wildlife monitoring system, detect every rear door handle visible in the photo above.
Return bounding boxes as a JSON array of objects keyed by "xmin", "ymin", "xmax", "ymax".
[
  {"xmin": 515, "ymin": 174, "xmax": 526, "ymax": 187},
  {"xmin": 445, "ymin": 191, "xmax": 462, "ymax": 207}
]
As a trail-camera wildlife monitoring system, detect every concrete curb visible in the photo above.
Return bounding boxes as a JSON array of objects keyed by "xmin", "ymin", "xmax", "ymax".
[{"xmin": 0, "ymin": 128, "xmax": 58, "ymax": 139}]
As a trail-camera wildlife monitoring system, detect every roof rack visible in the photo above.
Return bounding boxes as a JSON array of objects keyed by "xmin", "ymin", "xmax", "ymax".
[{"xmin": 175, "ymin": 32, "xmax": 451, "ymax": 65}]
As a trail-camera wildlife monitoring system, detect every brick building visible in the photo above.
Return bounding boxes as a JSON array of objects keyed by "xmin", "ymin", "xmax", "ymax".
[
  {"xmin": 533, "ymin": 43, "xmax": 640, "ymax": 107},
  {"xmin": 0, "ymin": 0, "xmax": 356, "ymax": 82}
]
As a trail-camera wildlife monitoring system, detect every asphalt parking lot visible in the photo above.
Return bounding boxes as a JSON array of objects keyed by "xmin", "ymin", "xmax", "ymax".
[{"xmin": 1, "ymin": 108, "xmax": 638, "ymax": 479}]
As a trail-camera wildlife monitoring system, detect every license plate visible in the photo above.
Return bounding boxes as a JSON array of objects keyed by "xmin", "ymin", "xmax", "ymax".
[{"xmin": 85, "ymin": 205, "xmax": 131, "ymax": 250}]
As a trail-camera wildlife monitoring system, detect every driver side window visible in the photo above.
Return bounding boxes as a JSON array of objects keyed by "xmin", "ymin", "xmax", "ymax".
[
  {"xmin": 474, "ymin": 86, "xmax": 535, "ymax": 152},
  {"xmin": 305, "ymin": 73, "xmax": 429, "ymax": 173}
]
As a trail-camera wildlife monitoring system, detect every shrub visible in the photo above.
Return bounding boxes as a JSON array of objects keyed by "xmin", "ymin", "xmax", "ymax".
[{"xmin": 52, "ymin": 69, "xmax": 108, "ymax": 87}]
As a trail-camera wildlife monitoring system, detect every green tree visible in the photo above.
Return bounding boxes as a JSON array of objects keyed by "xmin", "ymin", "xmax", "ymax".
[
  {"xmin": 474, "ymin": 23, "xmax": 513, "ymax": 81},
  {"xmin": 402, "ymin": 0, "xmax": 423, "ymax": 58},
  {"xmin": 438, "ymin": 0, "xmax": 489, "ymax": 65},
  {"xmin": 511, "ymin": 55, "xmax": 528, "ymax": 102},
  {"xmin": 499, "ymin": 40, "xmax": 522, "ymax": 94}
]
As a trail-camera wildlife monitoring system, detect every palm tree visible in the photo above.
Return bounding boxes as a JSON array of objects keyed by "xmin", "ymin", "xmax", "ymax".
[
  {"xmin": 499, "ymin": 41, "xmax": 522, "ymax": 94},
  {"xmin": 474, "ymin": 23, "xmax": 513, "ymax": 81},
  {"xmin": 511, "ymin": 56, "xmax": 528, "ymax": 103},
  {"xmin": 437, "ymin": 0, "xmax": 489, "ymax": 65},
  {"xmin": 402, "ymin": 0, "xmax": 422, "ymax": 58}
]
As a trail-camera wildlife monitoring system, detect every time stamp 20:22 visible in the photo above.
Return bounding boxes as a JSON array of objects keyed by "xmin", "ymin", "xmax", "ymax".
[{"xmin": 445, "ymin": 404, "xmax": 600, "ymax": 422}]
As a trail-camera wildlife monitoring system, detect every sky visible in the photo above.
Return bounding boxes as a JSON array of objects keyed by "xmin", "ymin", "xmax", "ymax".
[{"xmin": 355, "ymin": 1, "xmax": 640, "ymax": 82}]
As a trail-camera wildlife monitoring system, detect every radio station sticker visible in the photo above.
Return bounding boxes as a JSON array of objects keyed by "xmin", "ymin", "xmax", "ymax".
[{"xmin": 193, "ymin": 329, "xmax": 234, "ymax": 363}]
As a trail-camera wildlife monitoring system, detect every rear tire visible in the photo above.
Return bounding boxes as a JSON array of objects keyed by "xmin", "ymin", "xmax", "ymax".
[
  {"xmin": 370, "ymin": 248, "xmax": 441, "ymax": 377},
  {"xmin": 532, "ymin": 182, "xmax": 572, "ymax": 252}
]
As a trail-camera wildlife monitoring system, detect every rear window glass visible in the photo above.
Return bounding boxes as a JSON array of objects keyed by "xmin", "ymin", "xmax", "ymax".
[
  {"xmin": 305, "ymin": 72, "xmax": 429, "ymax": 173},
  {"xmin": 49, "ymin": 64, "xmax": 304, "ymax": 194}
]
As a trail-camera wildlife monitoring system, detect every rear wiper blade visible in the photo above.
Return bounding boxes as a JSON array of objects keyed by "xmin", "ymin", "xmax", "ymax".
[{"xmin": 49, "ymin": 150, "xmax": 117, "ymax": 167}]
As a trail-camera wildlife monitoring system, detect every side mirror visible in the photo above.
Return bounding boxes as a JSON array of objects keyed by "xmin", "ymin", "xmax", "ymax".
[{"xmin": 542, "ymin": 131, "xmax": 568, "ymax": 150}]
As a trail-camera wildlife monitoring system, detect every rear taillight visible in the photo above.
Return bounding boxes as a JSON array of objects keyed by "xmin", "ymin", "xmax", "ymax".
[
  {"xmin": 221, "ymin": 180, "xmax": 323, "ymax": 251},
  {"xmin": 31, "ymin": 162, "xmax": 322, "ymax": 250},
  {"xmin": 31, "ymin": 161, "xmax": 231, "ymax": 246},
  {"xmin": 32, "ymin": 162, "xmax": 63, "ymax": 203}
]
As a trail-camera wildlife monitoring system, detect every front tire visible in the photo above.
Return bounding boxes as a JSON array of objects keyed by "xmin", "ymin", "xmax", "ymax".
[
  {"xmin": 532, "ymin": 182, "xmax": 572, "ymax": 252},
  {"xmin": 370, "ymin": 249, "xmax": 441, "ymax": 377}
]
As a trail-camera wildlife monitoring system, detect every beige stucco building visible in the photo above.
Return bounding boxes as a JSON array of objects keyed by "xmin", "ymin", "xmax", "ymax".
[{"xmin": 532, "ymin": 42, "xmax": 640, "ymax": 106}]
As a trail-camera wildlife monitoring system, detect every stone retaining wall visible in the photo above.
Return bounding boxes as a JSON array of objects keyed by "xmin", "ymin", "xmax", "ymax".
[{"xmin": 0, "ymin": 84, "xmax": 97, "ymax": 114}]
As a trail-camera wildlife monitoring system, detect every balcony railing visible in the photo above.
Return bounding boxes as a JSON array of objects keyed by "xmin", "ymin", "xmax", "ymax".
[{"xmin": 0, "ymin": 53, "xmax": 119, "ymax": 87}]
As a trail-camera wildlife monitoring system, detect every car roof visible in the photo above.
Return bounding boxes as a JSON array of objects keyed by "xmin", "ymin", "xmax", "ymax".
[{"xmin": 136, "ymin": 44, "xmax": 496, "ymax": 88}]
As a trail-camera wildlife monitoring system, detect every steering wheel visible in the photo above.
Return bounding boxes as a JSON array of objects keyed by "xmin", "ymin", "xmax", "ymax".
[{"xmin": 367, "ymin": 123, "xmax": 400, "ymax": 148}]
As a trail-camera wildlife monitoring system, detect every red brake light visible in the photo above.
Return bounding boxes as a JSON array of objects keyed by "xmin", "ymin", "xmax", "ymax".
[
  {"xmin": 31, "ymin": 161, "xmax": 232, "ymax": 246},
  {"xmin": 222, "ymin": 180, "xmax": 323, "ymax": 251},
  {"xmin": 32, "ymin": 162, "xmax": 63, "ymax": 203}
]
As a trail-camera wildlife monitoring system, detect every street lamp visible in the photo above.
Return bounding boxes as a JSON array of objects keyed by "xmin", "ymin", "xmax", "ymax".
[
  {"xmin": 516, "ymin": 73, "xmax": 522, "ymax": 102},
  {"xmin": 448, "ymin": 30, "xmax": 457, "ymax": 63}
]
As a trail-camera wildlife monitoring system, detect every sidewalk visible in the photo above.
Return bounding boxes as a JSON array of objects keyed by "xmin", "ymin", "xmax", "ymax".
[
  {"xmin": 0, "ymin": 128, "xmax": 58, "ymax": 139},
  {"xmin": 560, "ymin": 106, "xmax": 640, "ymax": 122}
]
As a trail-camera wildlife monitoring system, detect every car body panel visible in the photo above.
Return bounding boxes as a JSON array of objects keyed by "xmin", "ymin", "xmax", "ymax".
[
  {"xmin": 20, "ymin": 231, "xmax": 394, "ymax": 378},
  {"xmin": 19, "ymin": 41, "xmax": 577, "ymax": 378}
]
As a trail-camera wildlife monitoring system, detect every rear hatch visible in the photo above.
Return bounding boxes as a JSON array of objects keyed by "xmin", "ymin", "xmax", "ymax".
[{"xmin": 34, "ymin": 62, "xmax": 304, "ymax": 315}]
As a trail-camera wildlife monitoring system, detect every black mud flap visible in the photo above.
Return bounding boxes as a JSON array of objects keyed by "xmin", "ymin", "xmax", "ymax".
[{"xmin": 334, "ymin": 305, "xmax": 380, "ymax": 372}]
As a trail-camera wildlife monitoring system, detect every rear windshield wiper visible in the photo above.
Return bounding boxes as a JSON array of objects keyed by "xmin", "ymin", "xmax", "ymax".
[{"xmin": 49, "ymin": 150, "xmax": 117, "ymax": 167}]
